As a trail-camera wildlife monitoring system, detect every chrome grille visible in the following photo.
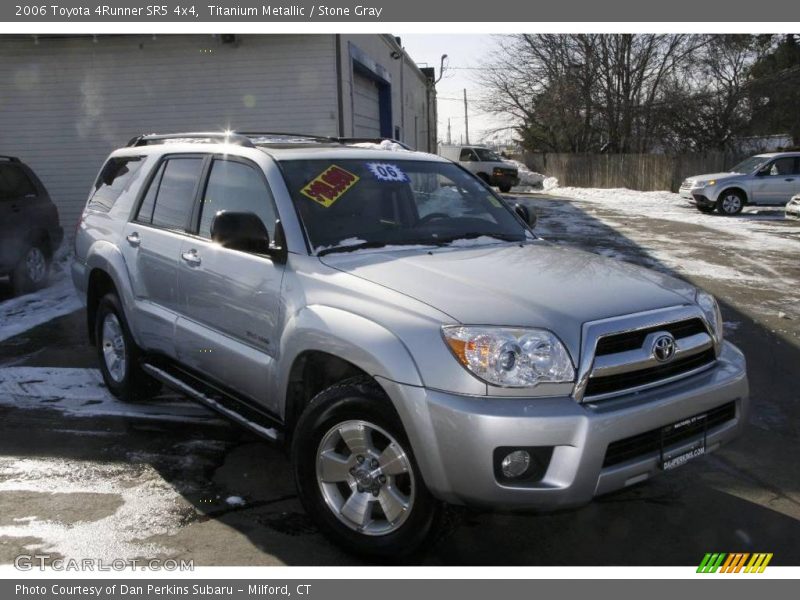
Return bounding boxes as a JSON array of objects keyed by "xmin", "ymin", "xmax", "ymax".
[{"xmin": 574, "ymin": 306, "xmax": 718, "ymax": 403}]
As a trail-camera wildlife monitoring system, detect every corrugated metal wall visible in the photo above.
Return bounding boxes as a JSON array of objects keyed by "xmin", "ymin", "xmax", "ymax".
[{"xmin": 0, "ymin": 34, "xmax": 339, "ymax": 236}]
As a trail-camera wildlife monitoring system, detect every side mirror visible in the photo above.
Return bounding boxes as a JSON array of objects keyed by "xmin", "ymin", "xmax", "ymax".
[
  {"xmin": 514, "ymin": 203, "xmax": 537, "ymax": 228},
  {"xmin": 210, "ymin": 211, "xmax": 271, "ymax": 254}
]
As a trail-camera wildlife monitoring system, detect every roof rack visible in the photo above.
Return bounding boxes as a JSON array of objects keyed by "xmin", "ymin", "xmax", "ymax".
[
  {"xmin": 0, "ymin": 155, "xmax": 21, "ymax": 162},
  {"xmin": 126, "ymin": 132, "xmax": 256, "ymax": 148}
]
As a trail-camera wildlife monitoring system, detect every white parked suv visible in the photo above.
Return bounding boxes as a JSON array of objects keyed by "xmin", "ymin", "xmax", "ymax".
[{"xmin": 680, "ymin": 152, "xmax": 800, "ymax": 215}]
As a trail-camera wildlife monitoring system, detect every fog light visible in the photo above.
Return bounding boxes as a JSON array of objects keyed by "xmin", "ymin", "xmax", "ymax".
[{"xmin": 500, "ymin": 450, "xmax": 531, "ymax": 478}]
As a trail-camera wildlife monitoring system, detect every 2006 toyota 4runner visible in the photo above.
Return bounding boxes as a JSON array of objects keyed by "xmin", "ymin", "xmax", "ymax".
[{"xmin": 72, "ymin": 132, "xmax": 749, "ymax": 556}]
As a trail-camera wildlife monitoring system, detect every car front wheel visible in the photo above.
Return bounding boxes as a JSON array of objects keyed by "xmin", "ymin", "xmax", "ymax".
[
  {"xmin": 292, "ymin": 377, "xmax": 441, "ymax": 558},
  {"xmin": 717, "ymin": 191, "xmax": 745, "ymax": 215}
]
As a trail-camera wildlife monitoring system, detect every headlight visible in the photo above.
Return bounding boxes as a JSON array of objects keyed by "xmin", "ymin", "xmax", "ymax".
[
  {"xmin": 442, "ymin": 326, "xmax": 575, "ymax": 387},
  {"xmin": 695, "ymin": 179, "xmax": 716, "ymax": 188},
  {"xmin": 695, "ymin": 290, "xmax": 723, "ymax": 344}
]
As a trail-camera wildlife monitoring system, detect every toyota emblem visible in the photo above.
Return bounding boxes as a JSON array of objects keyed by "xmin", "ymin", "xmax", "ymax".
[{"xmin": 653, "ymin": 334, "xmax": 676, "ymax": 362}]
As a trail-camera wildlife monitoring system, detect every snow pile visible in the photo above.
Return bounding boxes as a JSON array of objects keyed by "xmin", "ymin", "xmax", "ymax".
[
  {"xmin": 507, "ymin": 159, "xmax": 545, "ymax": 188},
  {"xmin": 314, "ymin": 237, "xmax": 366, "ymax": 254},
  {"xmin": 349, "ymin": 140, "xmax": 411, "ymax": 152},
  {"xmin": 0, "ymin": 265, "xmax": 82, "ymax": 343}
]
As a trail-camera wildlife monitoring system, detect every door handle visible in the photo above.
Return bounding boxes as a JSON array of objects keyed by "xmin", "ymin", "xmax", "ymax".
[
  {"xmin": 181, "ymin": 249, "xmax": 201, "ymax": 265},
  {"xmin": 126, "ymin": 232, "xmax": 141, "ymax": 246}
]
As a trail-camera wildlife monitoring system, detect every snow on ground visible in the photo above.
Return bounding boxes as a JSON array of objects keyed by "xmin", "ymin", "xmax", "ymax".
[
  {"xmin": 0, "ymin": 366, "xmax": 221, "ymax": 424},
  {"xmin": 0, "ymin": 454, "xmax": 187, "ymax": 560},
  {"xmin": 0, "ymin": 265, "xmax": 82, "ymax": 344},
  {"xmin": 550, "ymin": 186, "xmax": 799, "ymax": 253}
]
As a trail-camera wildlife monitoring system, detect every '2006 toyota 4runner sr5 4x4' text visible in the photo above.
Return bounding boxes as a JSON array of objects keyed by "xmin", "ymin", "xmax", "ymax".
[{"xmin": 73, "ymin": 132, "xmax": 748, "ymax": 556}]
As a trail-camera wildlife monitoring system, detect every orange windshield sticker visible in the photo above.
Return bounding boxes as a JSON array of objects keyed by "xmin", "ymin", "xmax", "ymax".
[{"xmin": 300, "ymin": 165, "xmax": 360, "ymax": 208}]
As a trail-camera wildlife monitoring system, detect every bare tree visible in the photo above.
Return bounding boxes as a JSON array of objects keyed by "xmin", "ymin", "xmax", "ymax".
[{"xmin": 478, "ymin": 34, "xmax": 763, "ymax": 154}]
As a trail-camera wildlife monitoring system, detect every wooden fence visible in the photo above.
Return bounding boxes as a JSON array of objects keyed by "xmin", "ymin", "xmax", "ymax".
[{"xmin": 517, "ymin": 151, "xmax": 749, "ymax": 192}]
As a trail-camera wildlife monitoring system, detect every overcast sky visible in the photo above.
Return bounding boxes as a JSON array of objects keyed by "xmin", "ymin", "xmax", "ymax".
[{"xmin": 402, "ymin": 34, "xmax": 516, "ymax": 147}]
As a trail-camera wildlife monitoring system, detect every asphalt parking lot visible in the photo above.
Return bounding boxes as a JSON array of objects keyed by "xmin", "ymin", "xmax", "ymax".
[{"xmin": 1, "ymin": 192, "xmax": 799, "ymax": 566}]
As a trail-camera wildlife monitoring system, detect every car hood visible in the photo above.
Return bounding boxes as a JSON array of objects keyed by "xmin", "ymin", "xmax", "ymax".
[
  {"xmin": 320, "ymin": 241, "xmax": 697, "ymax": 356},
  {"xmin": 689, "ymin": 172, "xmax": 739, "ymax": 182}
]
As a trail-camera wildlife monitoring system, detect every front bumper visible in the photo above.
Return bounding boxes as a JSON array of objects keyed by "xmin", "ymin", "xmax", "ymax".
[
  {"xmin": 490, "ymin": 173, "xmax": 520, "ymax": 188},
  {"xmin": 381, "ymin": 340, "xmax": 748, "ymax": 509}
]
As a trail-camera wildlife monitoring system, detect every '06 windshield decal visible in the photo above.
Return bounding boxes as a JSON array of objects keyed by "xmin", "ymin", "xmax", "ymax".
[{"xmin": 366, "ymin": 162, "xmax": 409, "ymax": 183}]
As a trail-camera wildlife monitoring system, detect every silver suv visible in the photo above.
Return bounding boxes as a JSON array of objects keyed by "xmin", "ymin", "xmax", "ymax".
[
  {"xmin": 680, "ymin": 152, "xmax": 800, "ymax": 215},
  {"xmin": 73, "ymin": 132, "xmax": 749, "ymax": 557}
]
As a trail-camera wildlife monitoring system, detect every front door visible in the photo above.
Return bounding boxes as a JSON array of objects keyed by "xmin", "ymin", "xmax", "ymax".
[
  {"xmin": 751, "ymin": 157, "xmax": 800, "ymax": 205},
  {"xmin": 175, "ymin": 157, "xmax": 284, "ymax": 410}
]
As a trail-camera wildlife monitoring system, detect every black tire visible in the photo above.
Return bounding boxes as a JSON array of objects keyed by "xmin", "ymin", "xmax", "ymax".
[
  {"xmin": 292, "ymin": 376, "xmax": 442, "ymax": 559},
  {"xmin": 11, "ymin": 241, "xmax": 50, "ymax": 296},
  {"xmin": 94, "ymin": 293, "xmax": 160, "ymax": 402},
  {"xmin": 498, "ymin": 184, "xmax": 512, "ymax": 193},
  {"xmin": 696, "ymin": 204, "xmax": 716, "ymax": 214},
  {"xmin": 717, "ymin": 190, "xmax": 745, "ymax": 215},
  {"xmin": 477, "ymin": 173, "xmax": 491, "ymax": 186}
]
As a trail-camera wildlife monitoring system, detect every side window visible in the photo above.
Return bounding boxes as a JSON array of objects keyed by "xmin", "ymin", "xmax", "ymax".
[
  {"xmin": 768, "ymin": 158, "xmax": 795, "ymax": 176},
  {"xmin": 145, "ymin": 158, "xmax": 204, "ymax": 230},
  {"xmin": 135, "ymin": 162, "xmax": 166, "ymax": 224},
  {"xmin": 0, "ymin": 164, "xmax": 37, "ymax": 200},
  {"xmin": 459, "ymin": 148, "xmax": 473, "ymax": 162},
  {"xmin": 88, "ymin": 157, "xmax": 144, "ymax": 212},
  {"xmin": 198, "ymin": 159, "xmax": 277, "ymax": 240}
]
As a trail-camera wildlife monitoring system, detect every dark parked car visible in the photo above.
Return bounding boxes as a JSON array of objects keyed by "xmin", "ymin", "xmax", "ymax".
[{"xmin": 0, "ymin": 156, "xmax": 63, "ymax": 295}]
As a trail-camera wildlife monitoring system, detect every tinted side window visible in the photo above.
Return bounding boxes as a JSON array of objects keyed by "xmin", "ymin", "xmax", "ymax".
[
  {"xmin": 149, "ymin": 158, "xmax": 204, "ymax": 230},
  {"xmin": 0, "ymin": 164, "xmax": 37, "ymax": 200},
  {"xmin": 136, "ymin": 162, "xmax": 166, "ymax": 224},
  {"xmin": 459, "ymin": 148, "xmax": 473, "ymax": 161},
  {"xmin": 88, "ymin": 157, "xmax": 144, "ymax": 212},
  {"xmin": 198, "ymin": 160, "xmax": 277, "ymax": 240}
]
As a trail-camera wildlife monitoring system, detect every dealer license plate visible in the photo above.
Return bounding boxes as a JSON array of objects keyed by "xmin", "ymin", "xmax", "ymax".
[{"xmin": 659, "ymin": 413, "xmax": 708, "ymax": 471}]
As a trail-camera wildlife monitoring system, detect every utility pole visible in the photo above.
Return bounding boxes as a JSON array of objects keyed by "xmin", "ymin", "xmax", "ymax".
[
  {"xmin": 447, "ymin": 119, "xmax": 451, "ymax": 145},
  {"xmin": 463, "ymin": 89, "xmax": 470, "ymax": 144}
]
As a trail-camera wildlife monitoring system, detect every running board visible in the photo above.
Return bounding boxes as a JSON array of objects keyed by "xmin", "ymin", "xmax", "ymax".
[{"xmin": 141, "ymin": 362, "xmax": 283, "ymax": 443}]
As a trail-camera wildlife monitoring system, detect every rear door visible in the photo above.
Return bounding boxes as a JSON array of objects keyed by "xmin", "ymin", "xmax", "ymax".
[
  {"xmin": 751, "ymin": 157, "xmax": 799, "ymax": 205},
  {"xmin": 121, "ymin": 154, "xmax": 206, "ymax": 355},
  {"xmin": 175, "ymin": 156, "xmax": 284, "ymax": 410}
]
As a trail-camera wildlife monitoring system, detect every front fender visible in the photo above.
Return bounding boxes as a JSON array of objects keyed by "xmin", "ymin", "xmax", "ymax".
[
  {"xmin": 710, "ymin": 180, "xmax": 749, "ymax": 202},
  {"xmin": 276, "ymin": 305, "xmax": 424, "ymax": 417}
]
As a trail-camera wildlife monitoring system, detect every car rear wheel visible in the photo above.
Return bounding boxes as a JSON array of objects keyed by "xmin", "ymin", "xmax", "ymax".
[
  {"xmin": 717, "ymin": 191, "xmax": 744, "ymax": 215},
  {"xmin": 94, "ymin": 293, "xmax": 160, "ymax": 402},
  {"xmin": 11, "ymin": 242, "xmax": 50, "ymax": 295},
  {"xmin": 292, "ymin": 377, "xmax": 441, "ymax": 558},
  {"xmin": 498, "ymin": 184, "xmax": 512, "ymax": 193}
]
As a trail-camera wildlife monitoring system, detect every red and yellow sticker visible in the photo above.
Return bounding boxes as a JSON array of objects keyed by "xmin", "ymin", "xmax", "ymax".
[{"xmin": 300, "ymin": 165, "xmax": 360, "ymax": 208}]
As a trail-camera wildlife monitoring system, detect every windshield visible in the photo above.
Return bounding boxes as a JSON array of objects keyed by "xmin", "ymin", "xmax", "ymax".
[
  {"xmin": 279, "ymin": 159, "xmax": 529, "ymax": 254},
  {"xmin": 730, "ymin": 156, "xmax": 769, "ymax": 174},
  {"xmin": 473, "ymin": 148, "xmax": 503, "ymax": 162}
]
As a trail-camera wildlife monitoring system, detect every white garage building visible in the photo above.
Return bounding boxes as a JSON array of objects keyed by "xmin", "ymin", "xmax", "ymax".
[{"xmin": 0, "ymin": 34, "xmax": 438, "ymax": 233}]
